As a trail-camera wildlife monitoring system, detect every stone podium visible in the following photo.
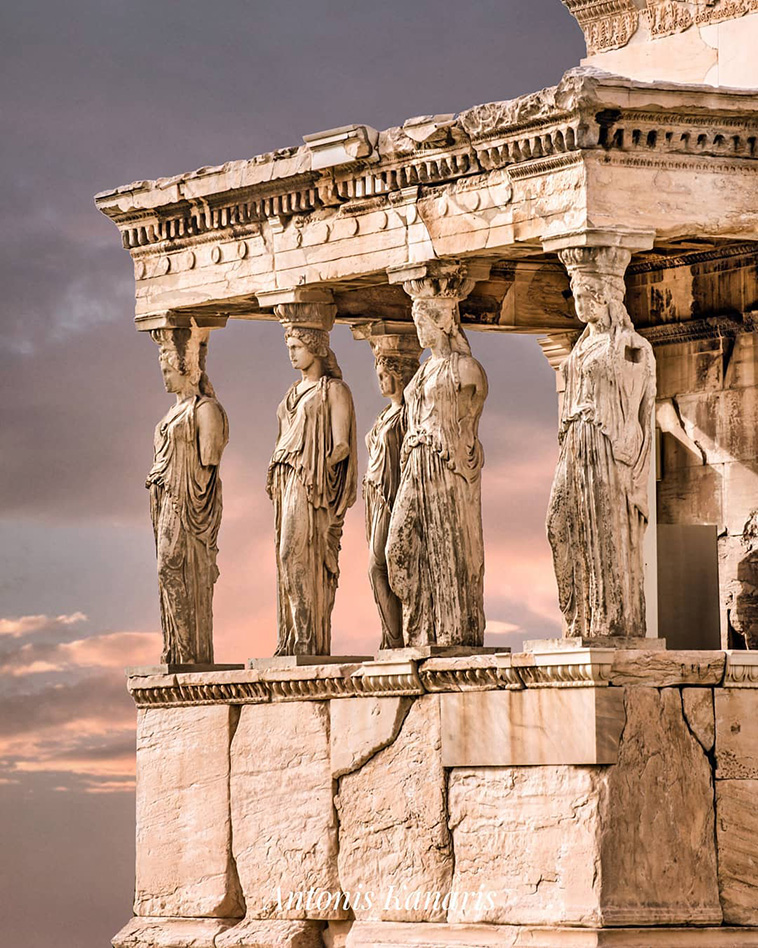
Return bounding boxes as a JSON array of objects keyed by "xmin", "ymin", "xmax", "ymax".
[{"xmin": 96, "ymin": 0, "xmax": 758, "ymax": 944}]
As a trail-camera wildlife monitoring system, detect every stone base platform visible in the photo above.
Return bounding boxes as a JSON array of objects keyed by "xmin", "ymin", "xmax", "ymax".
[
  {"xmin": 248, "ymin": 655, "xmax": 373, "ymax": 670},
  {"xmin": 113, "ymin": 918, "xmax": 758, "ymax": 948},
  {"xmin": 523, "ymin": 638, "xmax": 667, "ymax": 652},
  {"xmin": 117, "ymin": 650, "xmax": 758, "ymax": 948}
]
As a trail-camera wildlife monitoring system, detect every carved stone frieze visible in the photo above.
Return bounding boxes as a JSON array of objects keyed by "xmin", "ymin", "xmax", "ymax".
[{"xmin": 561, "ymin": 0, "xmax": 640, "ymax": 54}]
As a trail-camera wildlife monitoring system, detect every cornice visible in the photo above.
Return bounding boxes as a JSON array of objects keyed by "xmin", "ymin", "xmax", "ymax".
[{"xmin": 126, "ymin": 650, "xmax": 738, "ymax": 708}]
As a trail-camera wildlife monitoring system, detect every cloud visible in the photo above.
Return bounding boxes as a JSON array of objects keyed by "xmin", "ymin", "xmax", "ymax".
[
  {"xmin": 0, "ymin": 613, "xmax": 155, "ymax": 792},
  {"xmin": 0, "ymin": 612, "xmax": 87, "ymax": 637}
]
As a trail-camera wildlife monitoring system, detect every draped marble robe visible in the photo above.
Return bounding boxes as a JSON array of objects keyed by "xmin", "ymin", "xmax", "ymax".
[
  {"xmin": 147, "ymin": 394, "xmax": 229, "ymax": 664},
  {"xmin": 364, "ymin": 402, "xmax": 406, "ymax": 649},
  {"xmin": 386, "ymin": 353, "xmax": 486, "ymax": 646},
  {"xmin": 546, "ymin": 324, "xmax": 655, "ymax": 637},
  {"xmin": 267, "ymin": 376, "xmax": 358, "ymax": 655}
]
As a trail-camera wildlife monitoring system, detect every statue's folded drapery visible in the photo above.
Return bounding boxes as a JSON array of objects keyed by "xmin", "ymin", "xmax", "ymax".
[
  {"xmin": 147, "ymin": 394, "xmax": 228, "ymax": 664},
  {"xmin": 267, "ymin": 376, "xmax": 357, "ymax": 655},
  {"xmin": 387, "ymin": 353, "xmax": 485, "ymax": 646},
  {"xmin": 546, "ymin": 326, "xmax": 654, "ymax": 637},
  {"xmin": 364, "ymin": 403, "xmax": 406, "ymax": 648}
]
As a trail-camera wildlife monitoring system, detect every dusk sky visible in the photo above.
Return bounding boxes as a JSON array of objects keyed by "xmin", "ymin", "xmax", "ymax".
[{"xmin": 0, "ymin": 2, "xmax": 586, "ymax": 945}]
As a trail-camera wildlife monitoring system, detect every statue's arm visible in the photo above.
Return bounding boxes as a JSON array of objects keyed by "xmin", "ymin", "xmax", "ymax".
[
  {"xmin": 197, "ymin": 400, "xmax": 227, "ymax": 467},
  {"xmin": 328, "ymin": 382, "xmax": 354, "ymax": 467},
  {"xmin": 456, "ymin": 357, "xmax": 488, "ymax": 434}
]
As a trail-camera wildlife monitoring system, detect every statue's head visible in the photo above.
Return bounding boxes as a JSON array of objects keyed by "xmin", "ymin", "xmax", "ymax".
[
  {"xmin": 560, "ymin": 247, "xmax": 633, "ymax": 333},
  {"xmin": 375, "ymin": 354, "xmax": 418, "ymax": 399},
  {"xmin": 284, "ymin": 326, "xmax": 342, "ymax": 380},
  {"xmin": 150, "ymin": 328, "xmax": 209, "ymax": 395}
]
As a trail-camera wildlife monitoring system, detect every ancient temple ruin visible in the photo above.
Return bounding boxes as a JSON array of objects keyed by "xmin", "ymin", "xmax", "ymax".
[{"xmin": 97, "ymin": 2, "xmax": 758, "ymax": 945}]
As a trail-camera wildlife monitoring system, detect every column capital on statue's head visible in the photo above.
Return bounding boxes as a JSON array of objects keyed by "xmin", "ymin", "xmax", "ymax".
[
  {"xmin": 272, "ymin": 302, "xmax": 338, "ymax": 333},
  {"xmin": 542, "ymin": 227, "xmax": 656, "ymax": 256},
  {"xmin": 387, "ymin": 259, "xmax": 491, "ymax": 302},
  {"xmin": 135, "ymin": 311, "xmax": 229, "ymax": 333},
  {"xmin": 351, "ymin": 320, "xmax": 422, "ymax": 362}
]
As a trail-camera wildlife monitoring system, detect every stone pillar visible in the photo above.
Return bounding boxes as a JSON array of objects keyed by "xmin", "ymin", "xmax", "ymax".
[
  {"xmin": 542, "ymin": 230, "xmax": 659, "ymax": 645},
  {"xmin": 263, "ymin": 294, "xmax": 359, "ymax": 658},
  {"xmin": 141, "ymin": 311, "xmax": 231, "ymax": 670},
  {"xmin": 384, "ymin": 260, "xmax": 491, "ymax": 651},
  {"xmin": 351, "ymin": 321, "xmax": 422, "ymax": 650}
]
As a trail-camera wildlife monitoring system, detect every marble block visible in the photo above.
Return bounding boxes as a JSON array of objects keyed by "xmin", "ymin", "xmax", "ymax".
[
  {"xmin": 440, "ymin": 689, "xmax": 625, "ymax": 766},
  {"xmin": 134, "ymin": 706, "xmax": 243, "ymax": 918},
  {"xmin": 448, "ymin": 766, "xmax": 607, "ymax": 926},
  {"xmin": 330, "ymin": 696, "xmax": 412, "ymax": 779},
  {"xmin": 715, "ymin": 689, "xmax": 758, "ymax": 779},
  {"xmin": 600, "ymin": 689, "xmax": 721, "ymax": 927},
  {"xmin": 230, "ymin": 702, "xmax": 341, "ymax": 920},
  {"xmin": 682, "ymin": 687, "xmax": 715, "ymax": 753},
  {"xmin": 217, "ymin": 918, "xmax": 327, "ymax": 948},
  {"xmin": 334, "ymin": 696, "xmax": 453, "ymax": 922},
  {"xmin": 113, "ymin": 917, "xmax": 239, "ymax": 948},
  {"xmin": 716, "ymin": 779, "xmax": 758, "ymax": 926},
  {"xmin": 342, "ymin": 920, "xmax": 758, "ymax": 947}
]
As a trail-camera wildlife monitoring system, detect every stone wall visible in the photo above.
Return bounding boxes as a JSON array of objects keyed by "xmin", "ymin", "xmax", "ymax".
[
  {"xmin": 654, "ymin": 327, "xmax": 758, "ymax": 649},
  {"xmin": 115, "ymin": 651, "xmax": 758, "ymax": 947}
]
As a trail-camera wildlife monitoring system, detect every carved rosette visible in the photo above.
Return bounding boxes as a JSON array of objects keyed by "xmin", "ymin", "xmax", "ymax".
[{"xmin": 561, "ymin": 0, "xmax": 640, "ymax": 53}]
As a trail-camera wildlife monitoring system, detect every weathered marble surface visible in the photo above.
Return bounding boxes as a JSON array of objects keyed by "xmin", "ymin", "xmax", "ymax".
[
  {"xmin": 342, "ymin": 920, "xmax": 758, "ymax": 947},
  {"xmin": 335, "ymin": 696, "xmax": 452, "ymax": 921},
  {"xmin": 217, "ymin": 919, "xmax": 326, "ymax": 948},
  {"xmin": 440, "ymin": 689, "xmax": 625, "ymax": 766},
  {"xmin": 716, "ymin": 779, "xmax": 758, "ymax": 925},
  {"xmin": 134, "ymin": 706, "xmax": 243, "ymax": 918},
  {"xmin": 113, "ymin": 917, "xmax": 239, "ymax": 948},
  {"xmin": 330, "ymin": 696, "xmax": 412, "ymax": 778},
  {"xmin": 682, "ymin": 687, "xmax": 715, "ymax": 752},
  {"xmin": 715, "ymin": 689, "xmax": 758, "ymax": 778},
  {"xmin": 609, "ymin": 650, "xmax": 725, "ymax": 687},
  {"xmin": 230, "ymin": 702, "xmax": 341, "ymax": 919},
  {"xmin": 600, "ymin": 688, "xmax": 721, "ymax": 926},
  {"xmin": 448, "ymin": 766, "xmax": 607, "ymax": 926}
]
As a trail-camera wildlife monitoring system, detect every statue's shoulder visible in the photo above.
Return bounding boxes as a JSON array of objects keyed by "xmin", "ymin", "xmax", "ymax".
[{"xmin": 325, "ymin": 376, "xmax": 355, "ymax": 404}]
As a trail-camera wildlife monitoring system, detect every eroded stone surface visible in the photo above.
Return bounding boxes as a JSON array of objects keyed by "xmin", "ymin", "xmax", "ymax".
[
  {"xmin": 231, "ymin": 702, "xmax": 340, "ymax": 920},
  {"xmin": 217, "ymin": 919, "xmax": 326, "ymax": 948},
  {"xmin": 716, "ymin": 779, "xmax": 758, "ymax": 925},
  {"xmin": 448, "ymin": 766, "xmax": 606, "ymax": 925},
  {"xmin": 609, "ymin": 651, "xmax": 725, "ymax": 687},
  {"xmin": 330, "ymin": 697, "xmax": 411, "ymax": 778},
  {"xmin": 682, "ymin": 687, "xmax": 715, "ymax": 752},
  {"xmin": 335, "ymin": 696, "xmax": 452, "ymax": 922},
  {"xmin": 715, "ymin": 689, "xmax": 758, "ymax": 779},
  {"xmin": 114, "ymin": 916, "xmax": 238, "ymax": 948},
  {"xmin": 135, "ymin": 706, "xmax": 243, "ymax": 918},
  {"xmin": 600, "ymin": 688, "xmax": 721, "ymax": 926}
]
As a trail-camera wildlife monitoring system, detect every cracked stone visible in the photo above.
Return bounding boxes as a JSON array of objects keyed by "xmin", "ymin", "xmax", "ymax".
[
  {"xmin": 330, "ymin": 697, "xmax": 412, "ymax": 779},
  {"xmin": 682, "ymin": 687, "xmax": 715, "ymax": 752},
  {"xmin": 334, "ymin": 696, "xmax": 452, "ymax": 922}
]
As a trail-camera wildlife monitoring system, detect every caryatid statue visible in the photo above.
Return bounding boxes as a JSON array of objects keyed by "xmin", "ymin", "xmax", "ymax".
[
  {"xmin": 267, "ymin": 304, "xmax": 358, "ymax": 656},
  {"xmin": 146, "ymin": 327, "xmax": 229, "ymax": 665},
  {"xmin": 546, "ymin": 245, "xmax": 656, "ymax": 638},
  {"xmin": 386, "ymin": 264, "xmax": 489, "ymax": 647},
  {"xmin": 352, "ymin": 322, "xmax": 422, "ymax": 650}
]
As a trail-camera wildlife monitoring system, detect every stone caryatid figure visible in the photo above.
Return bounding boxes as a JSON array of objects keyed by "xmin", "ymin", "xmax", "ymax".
[
  {"xmin": 267, "ymin": 304, "xmax": 358, "ymax": 656},
  {"xmin": 354, "ymin": 323, "xmax": 422, "ymax": 649},
  {"xmin": 146, "ymin": 327, "xmax": 229, "ymax": 665},
  {"xmin": 546, "ymin": 245, "xmax": 656, "ymax": 639},
  {"xmin": 386, "ymin": 264, "xmax": 489, "ymax": 647}
]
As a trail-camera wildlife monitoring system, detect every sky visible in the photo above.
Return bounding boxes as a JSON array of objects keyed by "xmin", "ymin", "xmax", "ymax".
[{"xmin": 0, "ymin": 2, "xmax": 586, "ymax": 946}]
